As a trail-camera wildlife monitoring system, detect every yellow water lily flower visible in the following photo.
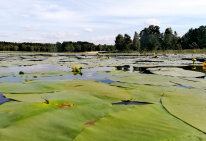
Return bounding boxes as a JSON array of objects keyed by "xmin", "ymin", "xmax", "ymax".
[
  {"xmin": 192, "ymin": 58, "xmax": 196, "ymax": 65},
  {"xmin": 203, "ymin": 61, "xmax": 206, "ymax": 66}
]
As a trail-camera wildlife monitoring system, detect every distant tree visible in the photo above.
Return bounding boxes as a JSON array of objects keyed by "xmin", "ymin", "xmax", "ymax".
[
  {"xmin": 29, "ymin": 46, "xmax": 34, "ymax": 52},
  {"xmin": 41, "ymin": 46, "xmax": 46, "ymax": 52},
  {"xmin": 65, "ymin": 43, "xmax": 74, "ymax": 52},
  {"xmin": 20, "ymin": 44, "xmax": 27, "ymax": 51},
  {"xmin": 103, "ymin": 44, "xmax": 107, "ymax": 51},
  {"xmin": 10, "ymin": 45, "xmax": 18, "ymax": 51},
  {"xmin": 115, "ymin": 34, "xmax": 124, "ymax": 51},
  {"xmin": 74, "ymin": 44, "xmax": 81, "ymax": 52},
  {"xmin": 56, "ymin": 42, "xmax": 63, "ymax": 52},
  {"xmin": 140, "ymin": 25, "xmax": 160, "ymax": 51},
  {"xmin": 162, "ymin": 28, "xmax": 173, "ymax": 50},
  {"xmin": 132, "ymin": 31, "xmax": 140, "ymax": 51},
  {"xmin": 124, "ymin": 34, "xmax": 132, "ymax": 50},
  {"xmin": 189, "ymin": 42, "xmax": 199, "ymax": 49},
  {"xmin": 97, "ymin": 44, "xmax": 102, "ymax": 51}
]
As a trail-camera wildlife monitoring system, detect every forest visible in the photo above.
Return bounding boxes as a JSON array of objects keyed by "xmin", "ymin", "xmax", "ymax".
[{"xmin": 0, "ymin": 25, "xmax": 205, "ymax": 52}]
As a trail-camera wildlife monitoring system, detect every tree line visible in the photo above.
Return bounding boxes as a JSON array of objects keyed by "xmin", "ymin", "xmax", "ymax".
[
  {"xmin": 0, "ymin": 41, "xmax": 115, "ymax": 52},
  {"xmin": 0, "ymin": 25, "xmax": 206, "ymax": 52},
  {"xmin": 115, "ymin": 25, "xmax": 206, "ymax": 52}
]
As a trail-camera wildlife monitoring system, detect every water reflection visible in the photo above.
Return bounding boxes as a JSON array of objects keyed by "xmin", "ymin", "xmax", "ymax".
[
  {"xmin": 73, "ymin": 72, "xmax": 83, "ymax": 76},
  {"xmin": 115, "ymin": 66, "xmax": 132, "ymax": 71},
  {"xmin": 0, "ymin": 64, "xmax": 117, "ymax": 83},
  {"xmin": 182, "ymin": 66, "xmax": 206, "ymax": 74},
  {"xmin": 0, "ymin": 64, "xmax": 118, "ymax": 105},
  {"xmin": 115, "ymin": 66, "xmax": 154, "ymax": 74}
]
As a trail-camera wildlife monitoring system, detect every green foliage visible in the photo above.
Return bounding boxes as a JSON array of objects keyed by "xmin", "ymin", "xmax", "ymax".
[
  {"xmin": 123, "ymin": 34, "xmax": 132, "ymax": 50},
  {"xmin": 19, "ymin": 71, "xmax": 24, "ymax": 75},
  {"xmin": 63, "ymin": 42, "xmax": 75, "ymax": 52},
  {"xmin": 140, "ymin": 25, "xmax": 160, "ymax": 51},
  {"xmin": 56, "ymin": 42, "xmax": 63, "ymax": 52},
  {"xmin": 72, "ymin": 66, "xmax": 82, "ymax": 73},
  {"xmin": 182, "ymin": 26, "xmax": 206, "ymax": 49},
  {"xmin": 132, "ymin": 31, "xmax": 140, "ymax": 51},
  {"xmin": 115, "ymin": 34, "xmax": 124, "ymax": 51},
  {"xmin": 97, "ymin": 44, "xmax": 103, "ymax": 51},
  {"xmin": 1, "ymin": 25, "xmax": 206, "ymax": 53}
]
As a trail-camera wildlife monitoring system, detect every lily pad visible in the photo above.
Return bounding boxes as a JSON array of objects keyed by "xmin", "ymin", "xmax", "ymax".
[
  {"xmin": 148, "ymin": 67, "xmax": 205, "ymax": 77},
  {"xmin": 0, "ymin": 102, "xmax": 133, "ymax": 141},
  {"xmin": 107, "ymin": 73, "xmax": 179, "ymax": 86},
  {"xmin": 74, "ymin": 104, "xmax": 206, "ymax": 141},
  {"xmin": 162, "ymin": 89, "xmax": 206, "ymax": 133},
  {"xmin": 2, "ymin": 80, "xmax": 133, "ymax": 103},
  {"xmin": 171, "ymin": 78, "xmax": 206, "ymax": 89},
  {"xmin": 0, "ymin": 72, "xmax": 13, "ymax": 77},
  {"xmin": 15, "ymin": 71, "xmax": 73, "ymax": 77},
  {"xmin": 110, "ymin": 82, "xmax": 178, "ymax": 103},
  {"xmin": 4, "ymin": 94, "xmax": 46, "ymax": 103},
  {"xmin": 0, "ymin": 79, "xmax": 68, "ymax": 94}
]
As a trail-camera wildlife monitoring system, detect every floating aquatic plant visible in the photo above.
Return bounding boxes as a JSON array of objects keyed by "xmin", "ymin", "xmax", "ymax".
[
  {"xmin": 19, "ymin": 71, "xmax": 25, "ymax": 75},
  {"xmin": 72, "ymin": 66, "xmax": 82, "ymax": 73},
  {"xmin": 203, "ymin": 61, "xmax": 206, "ymax": 66},
  {"xmin": 153, "ymin": 52, "xmax": 158, "ymax": 58},
  {"xmin": 192, "ymin": 58, "xmax": 196, "ymax": 65}
]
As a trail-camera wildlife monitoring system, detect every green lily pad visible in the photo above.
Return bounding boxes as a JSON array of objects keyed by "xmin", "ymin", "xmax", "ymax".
[
  {"xmin": 98, "ymin": 70, "xmax": 181, "ymax": 86},
  {"xmin": 4, "ymin": 94, "xmax": 46, "ymax": 103},
  {"xmin": 0, "ymin": 80, "xmax": 68, "ymax": 94},
  {"xmin": 107, "ymin": 73, "xmax": 178, "ymax": 86},
  {"xmin": 110, "ymin": 83, "xmax": 178, "ymax": 103},
  {"xmin": 171, "ymin": 78, "xmax": 206, "ymax": 89},
  {"xmin": 15, "ymin": 71, "xmax": 73, "ymax": 77},
  {"xmin": 148, "ymin": 68, "xmax": 205, "ymax": 77},
  {"xmin": 162, "ymin": 89, "xmax": 206, "ymax": 133},
  {"xmin": 2, "ymin": 80, "xmax": 133, "ymax": 103},
  {"xmin": 74, "ymin": 104, "xmax": 206, "ymax": 141},
  {"xmin": 0, "ymin": 72, "xmax": 14, "ymax": 77},
  {"xmin": 0, "ymin": 102, "xmax": 133, "ymax": 141}
]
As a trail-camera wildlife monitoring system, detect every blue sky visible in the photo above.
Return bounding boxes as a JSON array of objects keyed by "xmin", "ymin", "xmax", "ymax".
[{"xmin": 0, "ymin": 0, "xmax": 206, "ymax": 45}]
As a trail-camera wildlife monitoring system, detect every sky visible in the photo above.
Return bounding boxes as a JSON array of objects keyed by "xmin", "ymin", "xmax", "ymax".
[{"xmin": 0, "ymin": 0, "xmax": 206, "ymax": 45}]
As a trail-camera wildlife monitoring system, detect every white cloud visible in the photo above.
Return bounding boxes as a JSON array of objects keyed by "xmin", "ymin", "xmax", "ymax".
[
  {"xmin": 20, "ymin": 25, "xmax": 39, "ymax": 31},
  {"xmin": 91, "ymin": 35, "xmax": 115, "ymax": 45},
  {"xmin": 33, "ymin": 4, "xmax": 78, "ymax": 21},
  {"xmin": 42, "ymin": 32, "xmax": 79, "ymax": 38},
  {"xmin": 22, "ymin": 37, "xmax": 43, "ymax": 42},
  {"xmin": 83, "ymin": 28, "xmax": 93, "ymax": 32},
  {"xmin": 48, "ymin": 4, "xmax": 60, "ymax": 10},
  {"xmin": 1, "ymin": 0, "xmax": 206, "ymax": 44},
  {"xmin": 21, "ymin": 14, "xmax": 29, "ymax": 18},
  {"xmin": 145, "ymin": 19, "xmax": 161, "ymax": 26}
]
